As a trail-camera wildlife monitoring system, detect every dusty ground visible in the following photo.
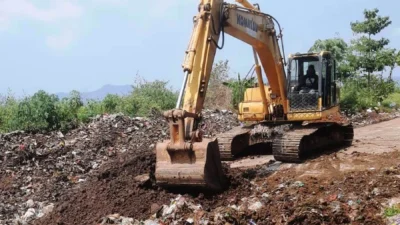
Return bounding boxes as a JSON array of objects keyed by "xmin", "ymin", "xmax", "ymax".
[{"xmin": 31, "ymin": 117, "xmax": 400, "ymax": 225}]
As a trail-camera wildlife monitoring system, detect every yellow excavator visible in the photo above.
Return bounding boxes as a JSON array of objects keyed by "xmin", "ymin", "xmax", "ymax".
[{"xmin": 155, "ymin": 0, "xmax": 354, "ymax": 191}]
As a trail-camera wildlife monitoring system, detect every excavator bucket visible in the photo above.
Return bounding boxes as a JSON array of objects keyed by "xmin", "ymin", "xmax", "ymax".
[{"xmin": 155, "ymin": 138, "xmax": 225, "ymax": 191}]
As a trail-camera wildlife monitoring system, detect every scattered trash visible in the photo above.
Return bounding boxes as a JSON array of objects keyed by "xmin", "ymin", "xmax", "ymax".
[
  {"xmin": 248, "ymin": 219, "xmax": 257, "ymax": 225},
  {"xmin": 372, "ymin": 188, "xmax": 380, "ymax": 196},
  {"xmin": 292, "ymin": 181, "xmax": 305, "ymax": 187},
  {"xmin": 327, "ymin": 194, "xmax": 338, "ymax": 202}
]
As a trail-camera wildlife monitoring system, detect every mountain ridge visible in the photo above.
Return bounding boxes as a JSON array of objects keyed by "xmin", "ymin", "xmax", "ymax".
[{"xmin": 56, "ymin": 84, "xmax": 132, "ymax": 101}]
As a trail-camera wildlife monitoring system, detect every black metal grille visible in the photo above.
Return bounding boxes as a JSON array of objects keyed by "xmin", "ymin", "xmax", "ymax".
[{"xmin": 289, "ymin": 92, "xmax": 319, "ymax": 111}]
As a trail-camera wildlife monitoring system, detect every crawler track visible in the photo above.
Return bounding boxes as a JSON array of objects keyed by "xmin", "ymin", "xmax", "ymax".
[
  {"xmin": 272, "ymin": 124, "xmax": 354, "ymax": 162},
  {"xmin": 216, "ymin": 126, "xmax": 251, "ymax": 160}
]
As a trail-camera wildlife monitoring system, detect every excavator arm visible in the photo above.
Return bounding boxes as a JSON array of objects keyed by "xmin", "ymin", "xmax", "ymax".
[{"xmin": 155, "ymin": 0, "xmax": 287, "ymax": 190}]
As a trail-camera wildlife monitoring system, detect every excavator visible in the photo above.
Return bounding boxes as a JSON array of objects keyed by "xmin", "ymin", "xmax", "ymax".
[{"xmin": 155, "ymin": 0, "xmax": 354, "ymax": 191}]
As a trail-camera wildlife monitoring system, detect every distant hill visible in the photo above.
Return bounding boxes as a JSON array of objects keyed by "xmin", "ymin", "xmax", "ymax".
[{"xmin": 56, "ymin": 84, "xmax": 132, "ymax": 101}]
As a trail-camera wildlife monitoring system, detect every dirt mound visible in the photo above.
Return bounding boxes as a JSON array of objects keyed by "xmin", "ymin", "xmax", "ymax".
[
  {"xmin": 124, "ymin": 152, "xmax": 399, "ymax": 225},
  {"xmin": 34, "ymin": 153, "xmax": 263, "ymax": 225},
  {"xmin": 0, "ymin": 109, "xmax": 240, "ymax": 224},
  {"xmin": 33, "ymin": 152, "xmax": 172, "ymax": 225}
]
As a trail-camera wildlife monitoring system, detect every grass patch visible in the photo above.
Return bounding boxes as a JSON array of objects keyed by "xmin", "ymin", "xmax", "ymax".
[{"xmin": 384, "ymin": 205, "xmax": 400, "ymax": 218}]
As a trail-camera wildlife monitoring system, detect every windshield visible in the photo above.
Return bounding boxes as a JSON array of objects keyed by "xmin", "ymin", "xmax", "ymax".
[{"xmin": 288, "ymin": 56, "xmax": 320, "ymax": 93}]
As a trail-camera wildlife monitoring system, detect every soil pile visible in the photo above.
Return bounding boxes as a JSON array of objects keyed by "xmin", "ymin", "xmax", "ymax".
[{"xmin": 0, "ymin": 109, "xmax": 239, "ymax": 225}]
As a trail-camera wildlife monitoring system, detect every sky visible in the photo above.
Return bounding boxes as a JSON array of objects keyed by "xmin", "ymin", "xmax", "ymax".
[{"xmin": 0, "ymin": 0, "xmax": 400, "ymax": 96}]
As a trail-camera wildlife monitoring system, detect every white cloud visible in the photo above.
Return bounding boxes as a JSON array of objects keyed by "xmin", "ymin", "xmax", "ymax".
[
  {"xmin": 0, "ymin": 0, "xmax": 83, "ymax": 24},
  {"xmin": 0, "ymin": 1, "xmax": 83, "ymax": 50},
  {"xmin": 46, "ymin": 30, "xmax": 77, "ymax": 50}
]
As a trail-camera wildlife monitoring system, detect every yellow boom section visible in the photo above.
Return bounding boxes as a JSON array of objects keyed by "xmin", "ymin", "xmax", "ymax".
[{"xmin": 223, "ymin": 5, "xmax": 287, "ymax": 112}]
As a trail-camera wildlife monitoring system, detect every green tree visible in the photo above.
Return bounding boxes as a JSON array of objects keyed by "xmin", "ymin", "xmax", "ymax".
[
  {"xmin": 309, "ymin": 37, "xmax": 348, "ymax": 62},
  {"xmin": 130, "ymin": 76, "xmax": 178, "ymax": 116},
  {"xmin": 349, "ymin": 8, "xmax": 394, "ymax": 83},
  {"xmin": 386, "ymin": 50, "xmax": 400, "ymax": 81},
  {"xmin": 204, "ymin": 60, "xmax": 233, "ymax": 109},
  {"xmin": 309, "ymin": 37, "xmax": 351, "ymax": 78},
  {"xmin": 223, "ymin": 74, "xmax": 256, "ymax": 109},
  {"xmin": 17, "ymin": 90, "xmax": 60, "ymax": 132},
  {"xmin": 103, "ymin": 94, "xmax": 121, "ymax": 113},
  {"xmin": 57, "ymin": 90, "xmax": 84, "ymax": 131},
  {"xmin": 0, "ymin": 91, "xmax": 19, "ymax": 132}
]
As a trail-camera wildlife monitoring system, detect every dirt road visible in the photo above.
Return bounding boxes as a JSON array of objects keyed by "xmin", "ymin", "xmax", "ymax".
[{"xmin": 280, "ymin": 118, "xmax": 400, "ymax": 177}]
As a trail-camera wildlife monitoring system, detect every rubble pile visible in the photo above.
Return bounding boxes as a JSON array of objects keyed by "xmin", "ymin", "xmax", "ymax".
[
  {"xmin": 91, "ymin": 153, "xmax": 400, "ymax": 225},
  {"xmin": 0, "ymin": 110, "xmax": 240, "ymax": 225},
  {"xmin": 200, "ymin": 109, "xmax": 240, "ymax": 137},
  {"xmin": 349, "ymin": 111, "xmax": 400, "ymax": 127}
]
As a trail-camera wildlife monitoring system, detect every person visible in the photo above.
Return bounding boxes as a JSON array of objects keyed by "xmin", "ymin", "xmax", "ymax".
[{"xmin": 300, "ymin": 64, "xmax": 318, "ymax": 90}]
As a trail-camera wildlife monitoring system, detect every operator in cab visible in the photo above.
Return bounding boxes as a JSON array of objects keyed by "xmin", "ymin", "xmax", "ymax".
[{"xmin": 299, "ymin": 64, "xmax": 318, "ymax": 93}]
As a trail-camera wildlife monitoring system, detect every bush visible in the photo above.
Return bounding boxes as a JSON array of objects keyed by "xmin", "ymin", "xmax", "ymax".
[
  {"xmin": 224, "ymin": 75, "xmax": 256, "ymax": 109},
  {"xmin": 103, "ymin": 94, "xmax": 121, "ymax": 113},
  {"xmin": 382, "ymin": 92, "xmax": 400, "ymax": 109},
  {"xmin": 0, "ymin": 76, "xmax": 179, "ymax": 133},
  {"xmin": 57, "ymin": 91, "xmax": 84, "ymax": 131},
  {"xmin": 0, "ymin": 92, "xmax": 19, "ymax": 132},
  {"xmin": 77, "ymin": 99, "xmax": 105, "ymax": 122},
  {"xmin": 16, "ymin": 90, "xmax": 60, "ymax": 132},
  {"xmin": 339, "ymin": 75, "xmax": 397, "ymax": 113},
  {"xmin": 130, "ymin": 77, "xmax": 177, "ymax": 116}
]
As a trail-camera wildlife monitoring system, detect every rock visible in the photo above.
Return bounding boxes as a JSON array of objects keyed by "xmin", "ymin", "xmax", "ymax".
[
  {"xmin": 25, "ymin": 199, "xmax": 35, "ymax": 208},
  {"xmin": 144, "ymin": 219, "xmax": 159, "ymax": 225},
  {"xmin": 22, "ymin": 208, "xmax": 36, "ymax": 220},
  {"xmin": 134, "ymin": 174, "xmax": 150, "ymax": 184},
  {"xmin": 372, "ymin": 188, "xmax": 380, "ymax": 196},
  {"xmin": 248, "ymin": 200, "xmax": 263, "ymax": 211},
  {"xmin": 261, "ymin": 193, "xmax": 270, "ymax": 199},
  {"xmin": 150, "ymin": 203, "xmax": 160, "ymax": 214},
  {"xmin": 57, "ymin": 131, "xmax": 64, "ymax": 138},
  {"xmin": 121, "ymin": 217, "xmax": 135, "ymax": 225},
  {"xmin": 42, "ymin": 203, "xmax": 54, "ymax": 215}
]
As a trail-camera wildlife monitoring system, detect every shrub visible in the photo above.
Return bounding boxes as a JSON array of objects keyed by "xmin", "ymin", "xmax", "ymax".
[
  {"xmin": 0, "ymin": 92, "xmax": 19, "ymax": 132},
  {"xmin": 130, "ymin": 77, "xmax": 177, "ymax": 116},
  {"xmin": 103, "ymin": 94, "xmax": 121, "ymax": 113},
  {"xmin": 57, "ymin": 90, "xmax": 84, "ymax": 131},
  {"xmin": 15, "ymin": 90, "xmax": 60, "ymax": 132},
  {"xmin": 339, "ymin": 75, "xmax": 396, "ymax": 113}
]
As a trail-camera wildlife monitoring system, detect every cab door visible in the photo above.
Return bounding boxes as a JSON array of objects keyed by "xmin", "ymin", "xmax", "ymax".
[{"xmin": 323, "ymin": 58, "xmax": 337, "ymax": 108}]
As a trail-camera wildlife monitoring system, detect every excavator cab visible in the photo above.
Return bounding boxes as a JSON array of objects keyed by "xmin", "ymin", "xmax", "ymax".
[{"xmin": 287, "ymin": 52, "xmax": 338, "ymax": 112}]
